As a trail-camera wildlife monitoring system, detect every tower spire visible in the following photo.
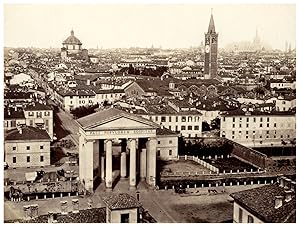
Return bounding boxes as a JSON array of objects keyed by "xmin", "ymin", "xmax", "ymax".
[{"xmin": 208, "ymin": 10, "xmax": 216, "ymax": 33}]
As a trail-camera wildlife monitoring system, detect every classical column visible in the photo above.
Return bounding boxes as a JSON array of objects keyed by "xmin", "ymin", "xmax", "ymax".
[
  {"xmin": 98, "ymin": 140, "xmax": 104, "ymax": 178},
  {"xmin": 105, "ymin": 139, "xmax": 113, "ymax": 190},
  {"xmin": 129, "ymin": 138, "xmax": 137, "ymax": 189},
  {"xmin": 78, "ymin": 135, "xmax": 85, "ymax": 184},
  {"xmin": 146, "ymin": 138, "xmax": 157, "ymax": 187},
  {"xmin": 85, "ymin": 140, "xmax": 94, "ymax": 192},
  {"xmin": 120, "ymin": 139, "xmax": 127, "ymax": 178},
  {"xmin": 94, "ymin": 139, "xmax": 99, "ymax": 175},
  {"xmin": 140, "ymin": 148, "xmax": 147, "ymax": 180}
]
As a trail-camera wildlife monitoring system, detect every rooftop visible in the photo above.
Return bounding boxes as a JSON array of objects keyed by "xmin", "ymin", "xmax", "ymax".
[
  {"xmin": 5, "ymin": 126, "xmax": 51, "ymax": 141},
  {"xmin": 62, "ymin": 30, "xmax": 82, "ymax": 45},
  {"xmin": 230, "ymin": 183, "xmax": 296, "ymax": 223},
  {"xmin": 103, "ymin": 193, "xmax": 142, "ymax": 210},
  {"xmin": 4, "ymin": 108, "xmax": 25, "ymax": 119},
  {"xmin": 24, "ymin": 102, "xmax": 53, "ymax": 111}
]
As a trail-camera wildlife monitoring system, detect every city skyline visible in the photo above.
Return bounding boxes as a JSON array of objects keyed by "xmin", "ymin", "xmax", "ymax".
[{"xmin": 4, "ymin": 4, "xmax": 296, "ymax": 50}]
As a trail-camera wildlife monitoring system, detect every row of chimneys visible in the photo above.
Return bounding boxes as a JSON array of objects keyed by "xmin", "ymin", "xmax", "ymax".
[{"xmin": 274, "ymin": 176, "xmax": 295, "ymax": 209}]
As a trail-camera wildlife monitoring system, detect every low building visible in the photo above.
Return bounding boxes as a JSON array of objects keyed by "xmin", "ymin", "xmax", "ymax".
[
  {"xmin": 220, "ymin": 109, "xmax": 296, "ymax": 147},
  {"xmin": 156, "ymin": 127, "xmax": 179, "ymax": 160},
  {"xmin": 230, "ymin": 176, "xmax": 296, "ymax": 223},
  {"xmin": 103, "ymin": 193, "xmax": 142, "ymax": 223},
  {"xmin": 5, "ymin": 126, "xmax": 51, "ymax": 168}
]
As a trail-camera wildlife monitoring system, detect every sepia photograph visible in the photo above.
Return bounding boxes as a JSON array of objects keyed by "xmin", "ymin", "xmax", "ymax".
[{"xmin": 2, "ymin": 0, "xmax": 296, "ymax": 223}]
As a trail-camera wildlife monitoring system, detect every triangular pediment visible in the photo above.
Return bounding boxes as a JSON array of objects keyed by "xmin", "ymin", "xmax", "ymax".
[{"xmin": 88, "ymin": 116, "xmax": 156, "ymax": 130}]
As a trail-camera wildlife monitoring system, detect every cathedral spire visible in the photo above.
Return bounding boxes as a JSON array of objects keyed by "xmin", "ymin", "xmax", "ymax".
[{"xmin": 208, "ymin": 10, "xmax": 216, "ymax": 33}]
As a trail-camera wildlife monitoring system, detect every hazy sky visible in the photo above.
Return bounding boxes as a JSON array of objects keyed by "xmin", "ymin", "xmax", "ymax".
[{"xmin": 4, "ymin": 4, "xmax": 296, "ymax": 50}]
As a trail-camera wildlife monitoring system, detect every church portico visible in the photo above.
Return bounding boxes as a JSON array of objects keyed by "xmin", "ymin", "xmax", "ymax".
[{"xmin": 77, "ymin": 108, "xmax": 160, "ymax": 192}]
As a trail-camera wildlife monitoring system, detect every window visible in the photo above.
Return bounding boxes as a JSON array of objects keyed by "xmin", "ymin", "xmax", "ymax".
[
  {"xmin": 13, "ymin": 157, "xmax": 16, "ymax": 163},
  {"xmin": 232, "ymin": 131, "xmax": 235, "ymax": 135},
  {"xmin": 246, "ymin": 131, "xmax": 248, "ymax": 134},
  {"xmin": 40, "ymin": 156, "xmax": 44, "ymax": 162},
  {"xmin": 246, "ymin": 136, "xmax": 249, "ymax": 139},
  {"xmin": 274, "ymin": 123, "xmax": 277, "ymax": 127},
  {"xmin": 233, "ymin": 124, "xmax": 235, "ymax": 128},
  {"xmin": 11, "ymin": 120, "xmax": 16, "ymax": 128},
  {"xmin": 239, "ymin": 124, "xmax": 242, "ymax": 128},
  {"xmin": 194, "ymin": 126, "xmax": 199, "ymax": 130},
  {"xmin": 182, "ymin": 116, "xmax": 186, "ymax": 122},
  {"xmin": 223, "ymin": 117, "xmax": 226, "ymax": 122},
  {"xmin": 175, "ymin": 116, "xmax": 178, "ymax": 122},
  {"xmin": 253, "ymin": 117, "xmax": 256, "ymax": 123},
  {"xmin": 240, "ymin": 117, "xmax": 242, "ymax": 121},
  {"xmin": 29, "ymin": 120, "xmax": 33, "ymax": 126},
  {"xmin": 26, "ymin": 146, "xmax": 30, "ymax": 150},
  {"xmin": 246, "ymin": 117, "xmax": 249, "ymax": 122},
  {"xmin": 267, "ymin": 117, "xmax": 269, "ymax": 122},
  {"xmin": 233, "ymin": 117, "xmax": 235, "ymax": 122},
  {"xmin": 40, "ymin": 145, "xmax": 44, "ymax": 149},
  {"xmin": 155, "ymin": 116, "xmax": 158, "ymax": 121},
  {"xmin": 161, "ymin": 116, "xmax": 166, "ymax": 122},
  {"xmin": 158, "ymin": 141, "xmax": 160, "ymax": 144},
  {"xmin": 121, "ymin": 213, "xmax": 129, "ymax": 223},
  {"xmin": 44, "ymin": 111, "xmax": 50, "ymax": 116},
  {"xmin": 287, "ymin": 135, "xmax": 290, "ymax": 138},
  {"xmin": 260, "ymin": 124, "xmax": 263, "ymax": 127},
  {"xmin": 238, "ymin": 208, "xmax": 243, "ymax": 223},
  {"xmin": 12, "ymin": 147, "xmax": 16, "ymax": 151},
  {"xmin": 188, "ymin": 126, "xmax": 192, "ymax": 130},
  {"xmin": 248, "ymin": 215, "xmax": 254, "ymax": 223},
  {"xmin": 169, "ymin": 150, "xmax": 172, "ymax": 156},
  {"xmin": 169, "ymin": 116, "xmax": 172, "ymax": 122},
  {"xmin": 169, "ymin": 140, "xmax": 172, "ymax": 144},
  {"xmin": 27, "ymin": 156, "xmax": 30, "ymax": 163},
  {"xmin": 181, "ymin": 126, "xmax": 186, "ymax": 130},
  {"xmin": 28, "ymin": 112, "xmax": 34, "ymax": 116},
  {"xmin": 260, "ymin": 117, "xmax": 263, "ymax": 122},
  {"xmin": 232, "ymin": 135, "xmax": 235, "ymax": 139},
  {"xmin": 266, "ymin": 131, "xmax": 269, "ymax": 134},
  {"xmin": 246, "ymin": 124, "xmax": 249, "ymax": 128},
  {"xmin": 175, "ymin": 126, "xmax": 178, "ymax": 131},
  {"xmin": 157, "ymin": 150, "xmax": 160, "ymax": 156},
  {"xmin": 267, "ymin": 123, "xmax": 269, "ymax": 127}
]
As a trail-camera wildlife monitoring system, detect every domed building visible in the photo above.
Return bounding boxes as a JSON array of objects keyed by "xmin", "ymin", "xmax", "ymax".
[{"xmin": 61, "ymin": 30, "xmax": 88, "ymax": 61}]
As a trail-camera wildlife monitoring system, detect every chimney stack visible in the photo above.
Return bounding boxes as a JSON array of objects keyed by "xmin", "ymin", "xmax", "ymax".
[
  {"xmin": 291, "ymin": 181, "xmax": 296, "ymax": 192},
  {"xmin": 72, "ymin": 199, "xmax": 79, "ymax": 213},
  {"xmin": 284, "ymin": 178, "xmax": 292, "ymax": 190},
  {"xmin": 275, "ymin": 196, "xmax": 283, "ymax": 209},
  {"xmin": 279, "ymin": 177, "xmax": 285, "ymax": 187},
  {"xmin": 48, "ymin": 212, "xmax": 54, "ymax": 223},
  {"xmin": 284, "ymin": 190, "xmax": 292, "ymax": 202},
  {"xmin": 87, "ymin": 79, "xmax": 90, "ymax": 86},
  {"xmin": 23, "ymin": 205, "xmax": 31, "ymax": 220},
  {"xmin": 31, "ymin": 204, "xmax": 39, "ymax": 218},
  {"xmin": 60, "ymin": 201, "xmax": 68, "ymax": 215}
]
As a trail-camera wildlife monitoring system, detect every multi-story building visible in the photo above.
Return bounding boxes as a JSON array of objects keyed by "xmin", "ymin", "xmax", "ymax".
[
  {"xmin": 23, "ymin": 102, "xmax": 54, "ymax": 140},
  {"xmin": 4, "ymin": 108, "xmax": 26, "ymax": 131},
  {"xmin": 230, "ymin": 176, "xmax": 295, "ymax": 223},
  {"xmin": 220, "ymin": 109, "xmax": 296, "ymax": 147},
  {"xmin": 5, "ymin": 126, "xmax": 51, "ymax": 168},
  {"xmin": 156, "ymin": 127, "xmax": 179, "ymax": 160}
]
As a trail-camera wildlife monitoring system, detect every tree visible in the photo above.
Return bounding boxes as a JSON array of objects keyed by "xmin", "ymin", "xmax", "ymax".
[
  {"xmin": 202, "ymin": 121, "xmax": 210, "ymax": 131},
  {"xmin": 128, "ymin": 64, "xmax": 135, "ymax": 74},
  {"xmin": 211, "ymin": 117, "xmax": 221, "ymax": 130}
]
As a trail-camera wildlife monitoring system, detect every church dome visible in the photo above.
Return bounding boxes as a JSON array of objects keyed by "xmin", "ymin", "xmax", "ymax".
[{"xmin": 63, "ymin": 30, "xmax": 82, "ymax": 45}]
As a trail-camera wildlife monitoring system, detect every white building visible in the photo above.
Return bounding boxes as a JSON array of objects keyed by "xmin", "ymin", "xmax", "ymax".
[{"xmin": 220, "ymin": 109, "xmax": 296, "ymax": 147}]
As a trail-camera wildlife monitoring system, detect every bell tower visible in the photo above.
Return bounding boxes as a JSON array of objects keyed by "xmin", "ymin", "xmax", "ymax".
[{"xmin": 204, "ymin": 10, "xmax": 218, "ymax": 79}]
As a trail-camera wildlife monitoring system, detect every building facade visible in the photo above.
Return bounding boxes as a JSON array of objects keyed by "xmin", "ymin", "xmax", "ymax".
[
  {"xmin": 5, "ymin": 126, "xmax": 51, "ymax": 168},
  {"xmin": 220, "ymin": 109, "xmax": 296, "ymax": 147}
]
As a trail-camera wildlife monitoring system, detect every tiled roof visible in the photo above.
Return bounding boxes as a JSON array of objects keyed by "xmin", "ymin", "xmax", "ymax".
[
  {"xmin": 5, "ymin": 126, "xmax": 51, "ymax": 141},
  {"xmin": 230, "ymin": 183, "xmax": 296, "ymax": 223},
  {"xmin": 5, "ymin": 207, "xmax": 106, "ymax": 223},
  {"xmin": 103, "ymin": 193, "xmax": 141, "ymax": 210},
  {"xmin": 24, "ymin": 102, "xmax": 53, "ymax": 111},
  {"xmin": 77, "ymin": 107, "xmax": 159, "ymax": 129},
  {"xmin": 62, "ymin": 30, "xmax": 82, "ymax": 45},
  {"xmin": 221, "ymin": 109, "xmax": 296, "ymax": 116},
  {"xmin": 4, "ymin": 91, "xmax": 33, "ymax": 100},
  {"xmin": 156, "ymin": 127, "xmax": 178, "ymax": 136}
]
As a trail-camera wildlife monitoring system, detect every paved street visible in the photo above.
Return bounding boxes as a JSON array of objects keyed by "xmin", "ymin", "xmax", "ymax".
[{"xmin": 54, "ymin": 108, "xmax": 79, "ymax": 146}]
